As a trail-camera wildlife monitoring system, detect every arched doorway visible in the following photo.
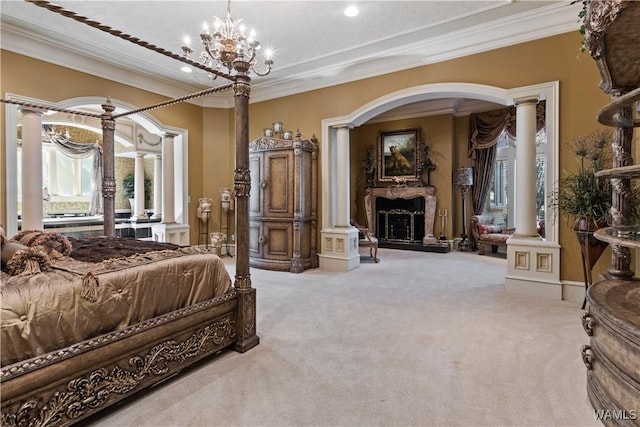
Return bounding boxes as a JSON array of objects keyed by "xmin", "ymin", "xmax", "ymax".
[{"xmin": 318, "ymin": 81, "xmax": 562, "ymax": 299}]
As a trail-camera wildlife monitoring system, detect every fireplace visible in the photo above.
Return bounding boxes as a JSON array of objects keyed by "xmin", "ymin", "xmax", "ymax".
[
  {"xmin": 364, "ymin": 186, "xmax": 437, "ymax": 246},
  {"xmin": 376, "ymin": 197, "xmax": 425, "ymax": 243}
]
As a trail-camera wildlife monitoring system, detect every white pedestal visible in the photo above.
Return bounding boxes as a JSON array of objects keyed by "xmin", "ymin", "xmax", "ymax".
[
  {"xmin": 152, "ymin": 223, "xmax": 190, "ymax": 246},
  {"xmin": 505, "ymin": 236, "xmax": 562, "ymax": 300},
  {"xmin": 318, "ymin": 227, "xmax": 360, "ymax": 271}
]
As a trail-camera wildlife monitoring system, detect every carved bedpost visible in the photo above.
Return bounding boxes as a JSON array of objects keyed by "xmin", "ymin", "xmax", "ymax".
[
  {"xmin": 101, "ymin": 98, "xmax": 116, "ymax": 237},
  {"xmin": 233, "ymin": 68, "xmax": 259, "ymax": 353}
]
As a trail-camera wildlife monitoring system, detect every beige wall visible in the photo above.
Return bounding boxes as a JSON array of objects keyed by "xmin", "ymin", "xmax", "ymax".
[{"xmin": 1, "ymin": 30, "xmax": 620, "ymax": 281}]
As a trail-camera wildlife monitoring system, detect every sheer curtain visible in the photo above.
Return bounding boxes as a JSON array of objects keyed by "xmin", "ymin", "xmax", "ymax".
[
  {"xmin": 467, "ymin": 101, "xmax": 545, "ymax": 250},
  {"xmin": 45, "ymin": 126, "xmax": 103, "ymax": 215}
]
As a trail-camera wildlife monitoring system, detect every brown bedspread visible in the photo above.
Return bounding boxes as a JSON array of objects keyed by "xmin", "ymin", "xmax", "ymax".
[
  {"xmin": 1, "ymin": 240, "xmax": 232, "ymax": 366},
  {"xmin": 66, "ymin": 236, "xmax": 182, "ymax": 262}
]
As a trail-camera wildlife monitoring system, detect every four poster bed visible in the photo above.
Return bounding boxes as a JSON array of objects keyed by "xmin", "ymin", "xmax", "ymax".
[{"xmin": 1, "ymin": 1, "xmax": 259, "ymax": 425}]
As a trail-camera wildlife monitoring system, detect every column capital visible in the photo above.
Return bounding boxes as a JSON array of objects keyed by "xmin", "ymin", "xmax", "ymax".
[
  {"xmin": 164, "ymin": 132, "xmax": 178, "ymax": 139},
  {"xmin": 19, "ymin": 106, "xmax": 46, "ymax": 115},
  {"xmin": 514, "ymin": 97, "xmax": 539, "ymax": 106},
  {"xmin": 333, "ymin": 124, "xmax": 353, "ymax": 130}
]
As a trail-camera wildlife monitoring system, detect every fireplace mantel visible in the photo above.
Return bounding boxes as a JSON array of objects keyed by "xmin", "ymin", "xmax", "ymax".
[{"xmin": 364, "ymin": 186, "xmax": 437, "ymax": 245}]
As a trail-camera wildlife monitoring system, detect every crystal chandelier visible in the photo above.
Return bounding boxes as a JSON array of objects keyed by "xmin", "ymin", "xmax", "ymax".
[{"xmin": 182, "ymin": 0, "xmax": 273, "ymax": 77}]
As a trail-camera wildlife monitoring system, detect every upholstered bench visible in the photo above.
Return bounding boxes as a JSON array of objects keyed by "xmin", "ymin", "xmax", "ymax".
[{"xmin": 471, "ymin": 215, "xmax": 514, "ymax": 255}]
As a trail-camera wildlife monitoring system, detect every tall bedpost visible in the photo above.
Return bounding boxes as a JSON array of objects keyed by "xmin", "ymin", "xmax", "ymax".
[
  {"xmin": 233, "ymin": 68, "xmax": 259, "ymax": 352},
  {"xmin": 101, "ymin": 98, "xmax": 117, "ymax": 237}
]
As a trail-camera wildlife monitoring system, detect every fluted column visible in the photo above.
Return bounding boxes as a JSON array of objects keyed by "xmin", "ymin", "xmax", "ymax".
[
  {"xmin": 21, "ymin": 108, "xmax": 44, "ymax": 231},
  {"xmin": 514, "ymin": 98, "xmax": 539, "ymax": 237},
  {"xmin": 162, "ymin": 133, "xmax": 176, "ymax": 224},
  {"xmin": 152, "ymin": 154, "xmax": 162, "ymax": 219},
  {"xmin": 132, "ymin": 152, "xmax": 146, "ymax": 219},
  {"xmin": 101, "ymin": 99, "xmax": 116, "ymax": 237},
  {"xmin": 335, "ymin": 126, "xmax": 351, "ymax": 227}
]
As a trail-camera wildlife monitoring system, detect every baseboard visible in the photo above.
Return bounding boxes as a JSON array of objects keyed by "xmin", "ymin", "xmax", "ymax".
[
  {"xmin": 562, "ymin": 280, "xmax": 587, "ymax": 306},
  {"xmin": 505, "ymin": 276, "xmax": 562, "ymax": 300},
  {"xmin": 318, "ymin": 253, "xmax": 360, "ymax": 271}
]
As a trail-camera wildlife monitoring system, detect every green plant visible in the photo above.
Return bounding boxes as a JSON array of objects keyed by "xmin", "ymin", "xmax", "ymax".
[
  {"xmin": 122, "ymin": 173, "xmax": 151, "ymax": 202},
  {"xmin": 548, "ymin": 129, "xmax": 612, "ymax": 229},
  {"xmin": 574, "ymin": 0, "xmax": 588, "ymax": 53}
]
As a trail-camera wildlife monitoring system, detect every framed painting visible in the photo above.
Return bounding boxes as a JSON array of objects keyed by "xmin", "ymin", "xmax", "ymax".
[{"xmin": 378, "ymin": 129, "xmax": 419, "ymax": 183}]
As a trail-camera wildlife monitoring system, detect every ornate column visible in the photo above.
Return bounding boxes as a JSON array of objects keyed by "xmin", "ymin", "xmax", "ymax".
[
  {"xmin": 132, "ymin": 152, "xmax": 146, "ymax": 219},
  {"xmin": 608, "ymin": 112, "xmax": 635, "ymax": 278},
  {"xmin": 514, "ymin": 98, "xmax": 540, "ymax": 237},
  {"xmin": 318, "ymin": 125, "xmax": 360, "ymax": 271},
  {"xmin": 233, "ymin": 69, "xmax": 259, "ymax": 353},
  {"xmin": 21, "ymin": 107, "xmax": 44, "ymax": 231},
  {"xmin": 152, "ymin": 154, "xmax": 162, "ymax": 219},
  {"xmin": 101, "ymin": 99, "xmax": 116, "ymax": 237},
  {"xmin": 161, "ymin": 133, "xmax": 176, "ymax": 224},
  {"xmin": 151, "ymin": 133, "xmax": 189, "ymax": 245},
  {"xmin": 505, "ymin": 96, "xmax": 561, "ymax": 301},
  {"xmin": 335, "ymin": 126, "xmax": 351, "ymax": 227}
]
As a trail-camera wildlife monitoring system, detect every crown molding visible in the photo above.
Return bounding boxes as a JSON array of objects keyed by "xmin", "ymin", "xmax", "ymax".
[
  {"xmin": 2, "ymin": 2, "xmax": 580, "ymax": 110},
  {"xmin": 246, "ymin": 2, "xmax": 579, "ymax": 104}
]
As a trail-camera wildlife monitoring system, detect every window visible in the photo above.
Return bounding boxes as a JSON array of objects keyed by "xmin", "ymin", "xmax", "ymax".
[
  {"xmin": 482, "ymin": 129, "xmax": 546, "ymax": 228},
  {"xmin": 490, "ymin": 158, "xmax": 508, "ymax": 208},
  {"xmin": 17, "ymin": 143, "xmax": 94, "ymax": 201}
]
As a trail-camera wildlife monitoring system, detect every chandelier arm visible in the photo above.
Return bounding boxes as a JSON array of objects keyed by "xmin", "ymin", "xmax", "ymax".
[
  {"xmin": 251, "ymin": 64, "xmax": 272, "ymax": 77},
  {"xmin": 25, "ymin": 0, "xmax": 238, "ymax": 83}
]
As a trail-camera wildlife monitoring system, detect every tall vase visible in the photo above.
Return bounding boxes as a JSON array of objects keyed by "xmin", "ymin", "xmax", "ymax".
[
  {"xmin": 220, "ymin": 188, "xmax": 232, "ymax": 212},
  {"xmin": 574, "ymin": 218, "xmax": 609, "ymax": 309}
]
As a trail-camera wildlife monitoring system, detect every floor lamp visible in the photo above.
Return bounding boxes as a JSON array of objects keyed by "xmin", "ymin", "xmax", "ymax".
[{"xmin": 454, "ymin": 167, "xmax": 473, "ymax": 251}]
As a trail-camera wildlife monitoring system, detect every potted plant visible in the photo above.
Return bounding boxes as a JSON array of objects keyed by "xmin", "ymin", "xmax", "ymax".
[
  {"xmin": 122, "ymin": 173, "xmax": 151, "ymax": 210},
  {"xmin": 548, "ymin": 129, "xmax": 612, "ymax": 232},
  {"xmin": 549, "ymin": 129, "xmax": 612, "ymax": 308}
]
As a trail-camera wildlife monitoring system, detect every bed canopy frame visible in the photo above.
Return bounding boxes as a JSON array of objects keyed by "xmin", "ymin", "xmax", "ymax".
[{"xmin": 1, "ymin": 0, "xmax": 259, "ymax": 352}]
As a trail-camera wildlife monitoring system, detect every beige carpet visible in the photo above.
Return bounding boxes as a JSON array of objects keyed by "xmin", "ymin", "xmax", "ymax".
[{"xmin": 86, "ymin": 249, "xmax": 599, "ymax": 427}]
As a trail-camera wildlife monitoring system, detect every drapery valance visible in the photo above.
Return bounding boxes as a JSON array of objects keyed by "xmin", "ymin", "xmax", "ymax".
[
  {"xmin": 468, "ymin": 101, "xmax": 546, "ymax": 157},
  {"xmin": 45, "ymin": 126, "xmax": 103, "ymax": 215}
]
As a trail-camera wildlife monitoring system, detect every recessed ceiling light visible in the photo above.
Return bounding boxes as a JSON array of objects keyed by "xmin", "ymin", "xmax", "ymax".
[
  {"xmin": 344, "ymin": 5, "xmax": 359, "ymax": 17},
  {"xmin": 181, "ymin": 66, "xmax": 192, "ymax": 73}
]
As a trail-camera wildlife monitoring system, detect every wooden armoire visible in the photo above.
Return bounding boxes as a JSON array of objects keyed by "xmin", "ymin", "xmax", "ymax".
[{"xmin": 248, "ymin": 130, "xmax": 318, "ymax": 273}]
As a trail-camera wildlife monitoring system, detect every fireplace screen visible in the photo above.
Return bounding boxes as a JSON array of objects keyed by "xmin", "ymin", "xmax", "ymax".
[{"xmin": 375, "ymin": 197, "xmax": 425, "ymax": 243}]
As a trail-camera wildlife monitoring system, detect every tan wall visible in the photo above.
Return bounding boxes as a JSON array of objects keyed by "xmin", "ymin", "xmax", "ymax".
[
  {"xmin": 1, "ymin": 30, "xmax": 619, "ymax": 282},
  {"xmin": 201, "ymin": 107, "xmax": 235, "ymax": 242}
]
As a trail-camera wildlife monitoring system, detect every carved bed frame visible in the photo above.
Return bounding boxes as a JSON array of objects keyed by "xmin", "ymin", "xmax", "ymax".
[{"xmin": 1, "ymin": 2, "xmax": 259, "ymax": 425}]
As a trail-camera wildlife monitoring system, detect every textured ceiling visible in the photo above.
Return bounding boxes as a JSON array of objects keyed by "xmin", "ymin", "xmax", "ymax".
[{"xmin": 1, "ymin": 0, "xmax": 581, "ymax": 112}]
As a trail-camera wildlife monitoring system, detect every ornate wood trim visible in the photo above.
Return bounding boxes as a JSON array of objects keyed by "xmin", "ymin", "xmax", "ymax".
[{"xmin": 2, "ymin": 316, "xmax": 236, "ymax": 427}]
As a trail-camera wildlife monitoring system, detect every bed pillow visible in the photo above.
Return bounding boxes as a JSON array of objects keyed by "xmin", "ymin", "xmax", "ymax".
[
  {"xmin": 1, "ymin": 241, "xmax": 28, "ymax": 268},
  {"xmin": 4, "ymin": 245, "xmax": 51, "ymax": 276},
  {"xmin": 11, "ymin": 230, "xmax": 73, "ymax": 259}
]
